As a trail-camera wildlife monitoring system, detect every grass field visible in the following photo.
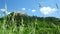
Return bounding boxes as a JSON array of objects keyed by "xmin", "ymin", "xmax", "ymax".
[
  {"xmin": 0, "ymin": 12, "xmax": 60, "ymax": 34},
  {"xmin": 0, "ymin": 19, "xmax": 60, "ymax": 34}
]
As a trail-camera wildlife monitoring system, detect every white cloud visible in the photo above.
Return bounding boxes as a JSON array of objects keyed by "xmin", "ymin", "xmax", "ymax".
[
  {"xmin": 0, "ymin": 9, "xmax": 11, "ymax": 14},
  {"xmin": 6, "ymin": 12, "xmax": 11, "ymax": 14},
  {"xmin": 0, "ymin": 9, "xmax": 6, "ymax": 12},
  {"xmin": 32, "ymin": 10, "xmax": 36, "ymax": 12},
  {"xmin": 40, "ymin": 7, "xmax": 57, "ymax": 15},
  {"xmin": 7, "ymin": 12, "xmax": 11, "ymax": 14},
  {"xmin": 22, "ymin": 8, "xmax": 26, "ymax": 10}
]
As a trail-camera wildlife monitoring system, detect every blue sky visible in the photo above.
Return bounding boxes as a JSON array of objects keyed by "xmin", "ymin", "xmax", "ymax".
[{"xmin": 0, "ymin": 0, "xmax": 60, "ymax": 18}]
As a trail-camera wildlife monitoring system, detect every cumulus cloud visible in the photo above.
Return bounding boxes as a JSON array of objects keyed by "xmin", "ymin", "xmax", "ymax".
[
  {"xmin": 32, "ymin": 9, "xmax": 36, "ymax": 12},
  {"xmin": 7, "ymin": 12, "xmax": 11, "ymax": 14},
  {"xmin": 0, "ymin": 9, "xmax": 6, "ymax": 12},
  {"xmin": 40, "ymin": 7, "xmax": 57, "ymax": 15},
  {"xmin": 0, "ymin": 9, "xmax": 11, "ymax": 14},
  {"xmin": 22, "ymin": 8, "xmax": 26, "ymax": 10}
]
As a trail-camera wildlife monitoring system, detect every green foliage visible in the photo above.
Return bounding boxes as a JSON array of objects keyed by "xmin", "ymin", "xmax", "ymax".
[{"xmin": 0, "ymin": 12, "xmax": 60, "ymax": 34}]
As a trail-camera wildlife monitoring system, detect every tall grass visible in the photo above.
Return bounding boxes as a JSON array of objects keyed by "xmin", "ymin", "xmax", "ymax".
[{"xmin": 0, "ymin": 10, "xmax": 60, "ymax": 34}]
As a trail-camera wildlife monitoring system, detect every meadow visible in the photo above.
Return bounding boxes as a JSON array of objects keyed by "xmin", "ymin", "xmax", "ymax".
[{"xmin": 0, "ymin": 12, "xmax": 60, "ymax": 34}]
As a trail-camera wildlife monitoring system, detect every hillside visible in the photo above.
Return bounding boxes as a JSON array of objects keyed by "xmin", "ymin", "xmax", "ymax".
[{"xmin": 0, "ymin": 11, "xmax": 60, "ymax": 34}]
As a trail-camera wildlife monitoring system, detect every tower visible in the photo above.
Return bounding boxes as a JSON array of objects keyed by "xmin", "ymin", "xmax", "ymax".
[{"xmin": 5, "ymin": 2, "xmax": 7, "ymax": 12}]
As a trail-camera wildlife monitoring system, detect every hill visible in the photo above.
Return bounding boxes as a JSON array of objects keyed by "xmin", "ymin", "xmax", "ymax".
[{"xmin": 0, "ymin": 11, "xmax": 60, "ymax": 34}]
